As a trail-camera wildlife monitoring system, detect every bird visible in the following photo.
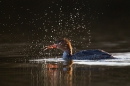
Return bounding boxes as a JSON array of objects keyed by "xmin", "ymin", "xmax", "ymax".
[{"xmin": 45, "ymin": 38, "xmax": 115, "ymax": 60}]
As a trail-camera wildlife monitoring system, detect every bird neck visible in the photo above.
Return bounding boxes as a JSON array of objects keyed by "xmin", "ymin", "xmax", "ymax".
[{"xmin": 62, "ymin": 50, "xmax": 72, "ymax": 60}]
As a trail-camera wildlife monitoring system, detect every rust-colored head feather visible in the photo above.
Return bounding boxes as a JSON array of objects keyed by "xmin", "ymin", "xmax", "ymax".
[
  {"xmin": 63, "ymin": 38, "xmax": 72, "ymax": 50},
  {"xmin": 56, "ymin": 38, "xmax": 72, "ymax": 55}
]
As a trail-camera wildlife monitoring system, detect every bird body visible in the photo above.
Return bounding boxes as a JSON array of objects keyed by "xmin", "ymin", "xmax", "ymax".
[{"xmin": 46, "ymin": 38, "xmax": 114, "ymax": 60}]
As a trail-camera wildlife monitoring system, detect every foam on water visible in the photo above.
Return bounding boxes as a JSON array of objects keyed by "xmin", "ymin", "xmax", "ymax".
[{"xmin": 29, "ymin": 52, "xmax": 130, "ymax": 66}]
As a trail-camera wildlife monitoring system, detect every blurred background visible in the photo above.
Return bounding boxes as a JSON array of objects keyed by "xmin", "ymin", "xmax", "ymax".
[
  {"xmin": 0, "ymin": 0, "xmax": 130, "ymax": 42},
  {"xmin": 0, "ymin": 0, "xmax": 130, "ymax": 57}
]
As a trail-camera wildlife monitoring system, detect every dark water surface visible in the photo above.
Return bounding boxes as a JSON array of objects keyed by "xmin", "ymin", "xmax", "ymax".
[{"xmin": 0, "ymin": 37, "xmax": 130, "ymax": 86}]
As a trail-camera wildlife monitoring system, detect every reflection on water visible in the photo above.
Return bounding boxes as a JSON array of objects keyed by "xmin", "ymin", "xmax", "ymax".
[
  {"xmin": 1, "ymin": 61, "xmax": 130, "ymax": 86},
  {"xmin": 43, "ymin": 62, "xmax": 73, "ymax": 86},
  {"xmin": 0, "ymin": 41, "xmax": 130, "ymax": 86}
]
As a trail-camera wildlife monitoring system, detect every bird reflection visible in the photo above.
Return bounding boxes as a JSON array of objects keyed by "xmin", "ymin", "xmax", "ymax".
[
  {"xmin": 30, "ymin": 60, "xmax": 110, "ymax": 86},
  {"xmin": 45, "ymin": 60, "xmax": 73, "ymax": 86}
]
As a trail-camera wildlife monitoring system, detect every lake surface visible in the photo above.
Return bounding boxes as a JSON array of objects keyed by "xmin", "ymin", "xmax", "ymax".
[
  {"xmin": 0, "ymin": 37, "xmax": 130, "ymax": 86},
  {"xmin": 0, "ymin": 0, "xmax": 130, "ymax": 86}
]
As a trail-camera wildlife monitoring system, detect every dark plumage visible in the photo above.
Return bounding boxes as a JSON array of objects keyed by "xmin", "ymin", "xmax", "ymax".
[{"xmin": 72, "ymin": 49, "xmax": 114, "ymax": 60}]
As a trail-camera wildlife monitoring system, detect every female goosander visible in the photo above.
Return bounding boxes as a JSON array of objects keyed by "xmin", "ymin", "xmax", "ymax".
[{"xmin": 46, "ymin": 38, "xmax": 114, "ymax": 60}]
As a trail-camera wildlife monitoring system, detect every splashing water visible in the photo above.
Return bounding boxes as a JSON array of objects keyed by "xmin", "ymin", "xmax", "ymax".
[
  {"xmin": 23, "ymin": 0, "xmax": 94, "ymax": 59},
  {"xmin": 29, "ymin": 52, "xmax": 130, "ymax": 66}
]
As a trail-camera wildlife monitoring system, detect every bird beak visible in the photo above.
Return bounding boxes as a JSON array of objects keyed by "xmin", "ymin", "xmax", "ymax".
[{"xmin": 46, "ymin": 44, "xmax": 57, "ymax": 49}]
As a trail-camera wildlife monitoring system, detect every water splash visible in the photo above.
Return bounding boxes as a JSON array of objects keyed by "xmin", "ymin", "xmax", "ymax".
[{"xmin": 29, "ymin": 52, "xmax": 130, "ymax": 66}]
